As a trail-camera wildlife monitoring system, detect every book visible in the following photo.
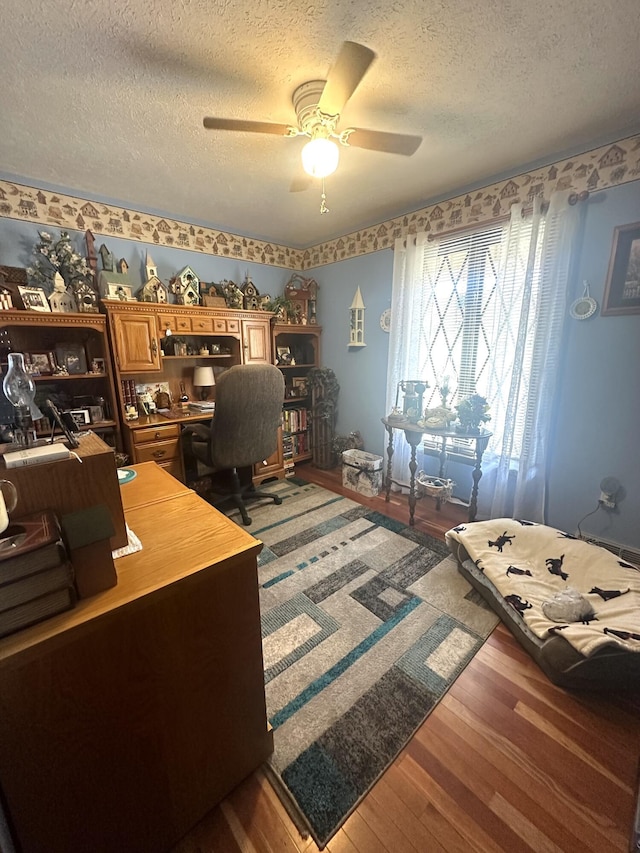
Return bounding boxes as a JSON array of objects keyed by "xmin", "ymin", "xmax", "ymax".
[
  {"xmin": 0, "ymin": 560, "xmax": 74, "ymax": 612},
  {"xmin": 3, "ymin": 444, "xmax": 71, "ymax": 468},
  {"xmin": 0, "ymin": 585, "xmax": 76, "ymax": 638},
  {"xmin": 0, "ymin": 509, "xmax": 67, "ymax": 586}
]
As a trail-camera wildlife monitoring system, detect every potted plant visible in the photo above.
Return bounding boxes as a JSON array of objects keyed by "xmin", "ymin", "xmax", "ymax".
[{"xmin": 454, "ymin": 393, "xmax": 491, "ymax": 434}]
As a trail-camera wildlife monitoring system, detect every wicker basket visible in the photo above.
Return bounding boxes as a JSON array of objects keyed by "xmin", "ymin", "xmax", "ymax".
[{"xmin": 416, "ymin": 472, "xmax": 455, "ymax": 502}]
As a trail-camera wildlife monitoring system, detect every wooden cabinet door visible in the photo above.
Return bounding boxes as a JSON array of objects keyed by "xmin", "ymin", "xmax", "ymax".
[
  {"xmin": 111, "ymin": 312, "xmax": 162, "ymax": 372},
  {"xmin": 253, "ymin": 426, "xmax": 285, "ymax": 483},
  {"xmin": 242, "ymin": 318, "xmax": 271, "ymax": 364}
]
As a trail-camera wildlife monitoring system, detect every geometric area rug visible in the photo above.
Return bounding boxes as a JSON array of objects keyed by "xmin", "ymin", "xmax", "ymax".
[{"xmin": 241, "ymin": 477, "xmax": 499, "ymax": 849}]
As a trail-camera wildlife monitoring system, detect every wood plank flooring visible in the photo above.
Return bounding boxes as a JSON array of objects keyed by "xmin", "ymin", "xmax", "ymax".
[{"xmin": 173, "ymin": 464, "xmax": 640, "ymax": 853}]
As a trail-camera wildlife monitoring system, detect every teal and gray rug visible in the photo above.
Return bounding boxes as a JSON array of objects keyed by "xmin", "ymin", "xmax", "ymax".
[{"xmin": 244, "ymin": 478, "xmax": 498, "ymax": 849}]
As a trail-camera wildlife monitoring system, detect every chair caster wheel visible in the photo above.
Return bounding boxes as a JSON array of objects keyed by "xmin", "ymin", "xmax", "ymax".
[{"xmin": 274, "ymin": 496, "xmax": 282, "ymax": 505}]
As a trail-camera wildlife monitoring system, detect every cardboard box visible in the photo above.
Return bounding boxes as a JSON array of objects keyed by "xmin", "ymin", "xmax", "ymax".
[{"xmin": 342, "ymin": 449, "xmax": 383, "ymax": 498}]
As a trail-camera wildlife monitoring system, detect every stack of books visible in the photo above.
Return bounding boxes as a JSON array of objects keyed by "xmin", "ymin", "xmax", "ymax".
[
  {"xmin": 187, "ymin": 401, "xmax": 216, "ymax": 413},
  {"xmin": 0, "ymin": 509, "xmax": 76, "ymax": 638}
]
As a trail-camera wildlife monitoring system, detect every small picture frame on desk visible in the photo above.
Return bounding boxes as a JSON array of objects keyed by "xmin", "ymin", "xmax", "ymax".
[{"xmin": 67, "ymin": 408, "xmax": 91, "ymax": 428}]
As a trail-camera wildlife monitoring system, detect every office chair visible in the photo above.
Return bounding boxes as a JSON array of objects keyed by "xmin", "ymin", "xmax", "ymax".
[{"xmin": 183, "ymin": 363, "xmax": 285, "ymax": 525}]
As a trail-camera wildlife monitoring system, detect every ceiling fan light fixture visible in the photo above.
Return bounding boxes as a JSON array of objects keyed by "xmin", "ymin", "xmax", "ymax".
[{"xmin": 301, "ymin": 137, "xmax": 339, "ymax": 178}]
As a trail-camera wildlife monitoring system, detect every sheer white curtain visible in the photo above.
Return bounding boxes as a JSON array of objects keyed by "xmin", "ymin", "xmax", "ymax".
[{"xmin": 385, "ymin": 190, "xmax": 581, "ymax": 523}]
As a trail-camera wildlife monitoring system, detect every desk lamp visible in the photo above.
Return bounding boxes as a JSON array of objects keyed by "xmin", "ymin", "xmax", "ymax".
[
  {"xmin": 193, "ymin": 365, "xmax": 215, "ymax": 401},
  {"xmin": 2, "ymin": 352, "xmax": 43, "ymax": 446}
]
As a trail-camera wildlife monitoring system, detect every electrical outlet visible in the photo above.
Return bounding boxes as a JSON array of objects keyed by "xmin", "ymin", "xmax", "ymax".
[{"xmin": 599, "ymin": 490, "xmax": 616, "ymax": 509}]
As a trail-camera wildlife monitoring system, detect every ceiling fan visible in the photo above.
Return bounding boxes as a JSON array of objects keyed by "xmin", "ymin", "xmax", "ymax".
[{"xmin": 203, "ymin": 41, "xmax": 422, "ymax": 211}]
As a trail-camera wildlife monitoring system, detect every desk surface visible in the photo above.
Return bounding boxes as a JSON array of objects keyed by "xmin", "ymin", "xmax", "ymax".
[
  {"xmin": 0, "ymin": 462, "xmax": 261, "ymax": 666},
  {"xmin": 124, "ymin": 410, "xmax": 213, "ymax": 431}
]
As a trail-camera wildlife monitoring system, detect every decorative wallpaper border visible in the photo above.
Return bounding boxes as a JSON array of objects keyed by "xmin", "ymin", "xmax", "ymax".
[{"xmin": 1, "ymin": 133, "xmax": 639, "ymax": 272}]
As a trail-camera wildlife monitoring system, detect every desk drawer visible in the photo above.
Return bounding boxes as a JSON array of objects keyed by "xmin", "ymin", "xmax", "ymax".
[
  {"xmin": 135, "ymin": 438, "xmax": 180, "ymax": 464},
  {"xmin": 157, "ymin": 314, "xmax": 192, "ymax": 333},
  {"xmin": 213, "ymin": 318, "xmax": 240, "ymax": 334},
  {"xmin": 191, "ymin": 316, "xmax": 214, "ymax": 333},
  {"xmin": 132, "ymin": 423, "xmax": 180, "ymax": 445}
]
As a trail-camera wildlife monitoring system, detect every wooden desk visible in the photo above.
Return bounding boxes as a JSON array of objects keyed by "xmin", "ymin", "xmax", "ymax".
[
  {"xmin": 382, "ymin": 417, "xmax": 492, "ymax": 526},
  {"xmin": 122, "ymin": 411, "xmax": 213, "ymax": 483},
  {"xmin": 0, "ymin": 464, "xmax": 272, "ymax": 853}
]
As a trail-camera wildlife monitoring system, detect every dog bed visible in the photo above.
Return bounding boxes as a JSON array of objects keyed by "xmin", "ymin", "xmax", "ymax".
[{"xmin": 445, "ymin": 518, "xmax": 640, "ymax": 689}]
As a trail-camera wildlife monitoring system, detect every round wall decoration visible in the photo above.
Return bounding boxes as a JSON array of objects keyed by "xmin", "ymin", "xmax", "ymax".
[
  {"xmin": 380, "ymin": 308, "xmax": 391, "ymax": 332},
  {"xmin": 569, "ymin": 281, "xmax": 598, "ymax": 320}
]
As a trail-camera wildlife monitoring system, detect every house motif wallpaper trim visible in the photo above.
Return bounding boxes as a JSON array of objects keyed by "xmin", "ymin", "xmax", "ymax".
[{"xmin": 0, "ymin": 133, "xmax": 638, "ymax": 271}]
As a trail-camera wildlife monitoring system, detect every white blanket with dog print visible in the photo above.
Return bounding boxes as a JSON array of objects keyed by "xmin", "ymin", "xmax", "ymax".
[{"xmin": 445, "ymin": 519, "xmax": 640, "ymax": 656}]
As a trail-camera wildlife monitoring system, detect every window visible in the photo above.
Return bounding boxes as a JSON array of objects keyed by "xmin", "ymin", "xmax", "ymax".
[{"xmin": 416, "ymin": 216, "xmax": 545, "ymax": 461}]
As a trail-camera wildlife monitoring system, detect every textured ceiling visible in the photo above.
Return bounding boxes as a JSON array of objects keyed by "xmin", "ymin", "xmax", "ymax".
[{"xmin": 1, "ymin": 0, "xmax": 639, "ymax": 248}]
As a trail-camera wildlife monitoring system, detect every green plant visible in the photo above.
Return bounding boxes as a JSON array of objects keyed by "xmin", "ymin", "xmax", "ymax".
[
  {"xmin": 454, "ymin": 393, "xmax": 491, "ymax": 432},
  {"xmin": 263, "ymin": 294, "xmax": 294, "ymax": 318}
]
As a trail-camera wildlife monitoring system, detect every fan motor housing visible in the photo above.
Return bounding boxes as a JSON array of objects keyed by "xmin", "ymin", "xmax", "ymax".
[{"xmin": 293, "ymin": 80, "xmax": 331, "ymax": 133}]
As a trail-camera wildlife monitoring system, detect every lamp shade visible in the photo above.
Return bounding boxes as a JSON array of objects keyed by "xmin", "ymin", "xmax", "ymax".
[
  {"xmin": 301, "ymin": 137, "xmax": 339, "ymax": 178},
  {"xmin": 193, "ymin": 366, "xmax": 215, "ymax": 387}
]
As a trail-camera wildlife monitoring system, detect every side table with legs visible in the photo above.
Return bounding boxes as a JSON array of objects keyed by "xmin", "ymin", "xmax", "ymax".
[{"xmin": 381, "ymin": 417, "xmax": 492, "ymax": 526}]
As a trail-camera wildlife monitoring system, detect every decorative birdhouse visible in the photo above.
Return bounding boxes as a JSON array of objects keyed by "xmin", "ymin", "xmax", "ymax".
[
  {"xmin": 240, "ymin": 273, "xmax": 260, "ymax": 310},
  {"xmin": 139, "ymin": 253, "xmax": 169, "ymax": 303},
  {"xmin": 177, "ymin": 281, "xmax": 200, "ymax": 306},
  {"xmin": 169, "ymin": 266, "xmax": 200, "ymax": 301},
  {"xmin": 349, "ymin": 286, "xmax": 366, "ymax": 347},
  {"xmin": 72, "ymin": 280, "xmax": 100, "ymax": 313}
]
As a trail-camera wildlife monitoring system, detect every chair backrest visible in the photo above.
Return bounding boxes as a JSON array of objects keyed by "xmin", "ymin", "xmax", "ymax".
[{"xmin": 208, "ymin": 363, "xmax": 285, "ymax": 470}]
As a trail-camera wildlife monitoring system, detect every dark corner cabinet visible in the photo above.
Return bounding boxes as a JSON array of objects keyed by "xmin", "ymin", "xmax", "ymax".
[
  {"xmin": 272, "ymin": 323, "xmax": 321, "ymax": 477},
  {"xmin": 0, "ymin": 310, "xmax": 120, "ymax": 447}
]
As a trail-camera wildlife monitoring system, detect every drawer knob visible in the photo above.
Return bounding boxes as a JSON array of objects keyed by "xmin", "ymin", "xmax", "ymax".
[
  {"xmin": 152, "ymin": 450, "xmax": 166, "ymax": 459},
  {"xmin": 154, "ymin": 432, "xmax": 161, "ymax": 439}
]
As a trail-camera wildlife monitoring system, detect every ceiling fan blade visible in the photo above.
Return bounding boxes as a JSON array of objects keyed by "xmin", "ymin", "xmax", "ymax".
[
  {"xmin": 317, "ymin": 41, "xmax": 376, "ymax": 117},
  {"xmin": 345, "ymin": 128, "xmax": 422, "ymax": 156},
  {"xmin": 203, "ymin": 117, "xmax": 295, "ymax": 136}
]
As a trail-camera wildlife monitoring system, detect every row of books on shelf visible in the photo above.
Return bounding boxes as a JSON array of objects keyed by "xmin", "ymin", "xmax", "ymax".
[
  {"xmin": 283, "ymin": 431, "xmax": 309, "ymax": 458},
  {"xmin": 0, "ymin": 509, "xmax": 76, "ymax": 639},
  {"xmin": 282, "ymin": 406, "xmax": 309, "ymax": 434}
]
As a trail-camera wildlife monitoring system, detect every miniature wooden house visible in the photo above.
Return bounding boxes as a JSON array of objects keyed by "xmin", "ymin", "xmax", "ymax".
[
  {"xmin": 169, "ymin": 266, "xmax": 200, "ymax": 302},
  {"xmin": 240, "ymin": 275, "xmax": 260, "ymax": 310}
]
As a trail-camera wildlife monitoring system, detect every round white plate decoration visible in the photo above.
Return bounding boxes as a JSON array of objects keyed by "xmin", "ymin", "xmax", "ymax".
[
  {"xmin": 380, "ymin": 308, "xmax": 391, "ymax": 333},
  {"xmin": 569, "ymin": 281, "xmax": 598, "ymax": 320}
]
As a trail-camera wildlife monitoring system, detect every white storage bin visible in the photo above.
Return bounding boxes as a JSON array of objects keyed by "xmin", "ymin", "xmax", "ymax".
[{"xmin": 342, "ymin": 449, "xmax": 383, "ymax": 497}]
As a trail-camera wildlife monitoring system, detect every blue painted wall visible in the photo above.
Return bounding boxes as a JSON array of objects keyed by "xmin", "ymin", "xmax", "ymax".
[
  {"xmin": 1, "ymin": 178, "xmax": 639, "ymax": 547},
  {"xmin": 314, "ymin": 181, "xmax": 640, "ymax": 547}
]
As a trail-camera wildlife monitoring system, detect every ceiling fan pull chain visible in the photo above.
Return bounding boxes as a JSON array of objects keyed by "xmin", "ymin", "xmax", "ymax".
[{"xmin": 320, "ymin": 178, "xmax": 329, "ymax": 214}]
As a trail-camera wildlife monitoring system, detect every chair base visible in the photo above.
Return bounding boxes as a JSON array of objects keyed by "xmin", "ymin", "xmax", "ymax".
[{"xmin": 203, "ymin": 468, "xmax": 282, "ymax": 526}]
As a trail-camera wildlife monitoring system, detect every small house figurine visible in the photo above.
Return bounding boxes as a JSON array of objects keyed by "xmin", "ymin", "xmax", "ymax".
[
  {"xmin": 349, "ymin": 286, "xmax": 366, "ymax": 347},
  {"xmin": 72, "ymin": 279, "xmax": 100, "ymax": 313},
  {"xmin": 169, "ymin": 265, "xmax": 200, "ymax": 304},
  {"xmin": 140, "ymin": 254, "xmax": 168, "ymax": 303},
  {"xmin": 48, "ymin": 271, "xmax": 78, "ymax": 313},
  {"xmin": 240, "ymin": 273, "xmax": 260, "ymax": 310}
]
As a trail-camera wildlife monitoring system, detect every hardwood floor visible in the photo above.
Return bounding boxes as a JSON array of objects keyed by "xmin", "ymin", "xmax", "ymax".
[{"xmin": 173, "ymin": 464, "xmax": 640, "ymax": 853}]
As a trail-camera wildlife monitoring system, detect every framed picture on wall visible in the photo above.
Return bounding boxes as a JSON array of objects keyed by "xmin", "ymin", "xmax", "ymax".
[{"xmin": 602, "ymin": 220, "xmax": 640, "ymax": 316}]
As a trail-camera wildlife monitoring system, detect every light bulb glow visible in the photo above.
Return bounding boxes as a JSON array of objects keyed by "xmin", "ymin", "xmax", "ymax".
[{"xmin": 301, "ymin": 137, "xmax": 339, "ymax": 178}]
